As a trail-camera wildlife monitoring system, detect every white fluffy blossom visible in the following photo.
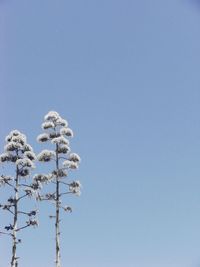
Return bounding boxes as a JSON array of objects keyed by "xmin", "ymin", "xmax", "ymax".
[
  {"xmin": 4, "ymin": 130, "xmax": 33, "ymax": 154},
  {"xmin": 60, "ymin": 127, "xmax": 73, "ymax": 137},
  {"xmin": 37, "ymin": 133, "xmax": 49, "ymax": 143},
  {"xmin": 16, "ymin": 158, "xmax": 35, "ymax": 168},
  {"xmin": 44, "ymin": 111, "xmax": 59, "ymax": 121},
  {"xmin": 11, "ymin": 135, "xmax": 26, "ymax": 145},
  {"xmin": 57, "ymin": 145, "xmax": 70, "ymax": 154},
  {"xmin": 51, "ymin": 136, "xmax": 69, "ymax": 145},
  {"xmin": 52, "ymin": 169, "xmax": 67, "ymax": 178},
  {"xmin": 37, "ymin": 150, "xmax": 55, "ymax": 162},
  {"xmin": 44, "ymin": 111, "xmax": 60, "ymax": 121},
  {"xmin": 69, "ymin": 181, "xmax": 81, "ymax": 196},
  {"xmin": 56, "ymin": 118, "xmax": 68, "ymax": 127},
  {"xmin": 4, "ymin": 142, "xmax": 23, "ymax": 152},
  {"xmin": 42, "ymin": 121, "xmax": 54, "ymax": 130},
  {"xmin": 0, "ymin": 153, "xmax": 10, "ymax": 163},
  {"xmin": 34, "ymin": 173, "xmax": 53, "ymax": 184},
  {"xmin": 44, "ymin": 111, "xmax": 68, "ymax": 127},
  {"xmin": 5, "ymin": 130, "xmax": 22, "ymax": 142},
  {"xmin": 69, "ymin": 153, "xmax": 81, "ymax": 162},
  {"xmin": 24, "ymin": 151, "xmax": 36, "ymax": 161},
  {"xmin": 0, "ymin": 130, "xmax": 36, "ymax": 180},
  {"xmin": 23, "ymin": 144, "xmax": 33, "ymax": 152},
  {"xmin": 63, "ymin": 160, "xmax": 79, "ymax": 169}
]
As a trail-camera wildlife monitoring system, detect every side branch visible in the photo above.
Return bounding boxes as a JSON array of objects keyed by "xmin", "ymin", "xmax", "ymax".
[
  {"xmin": 17, "ymin": 193, "xmax": 29, "ymax": 202},
  {"xmin": 59, "ymin": 191, "xmax": 73, "ymax": 197},
  {"xmin": 0, "ymin": 231, "xmax": 12, "ymax": 236}
]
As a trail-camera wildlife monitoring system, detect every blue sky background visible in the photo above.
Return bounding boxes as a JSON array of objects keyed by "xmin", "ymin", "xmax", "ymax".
[{"xmin": 1, "ymin": 0, "xmax": 200, "ymax": 266}]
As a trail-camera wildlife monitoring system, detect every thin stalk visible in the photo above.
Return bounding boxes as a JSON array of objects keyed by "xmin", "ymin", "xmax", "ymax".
[
  {"xmin": 55, "ymin": 144, "xmax": 61, "ymax": 267},
  {"xmin": 11, "ymin": 166, "xmax": 19, "ymax": 267}
]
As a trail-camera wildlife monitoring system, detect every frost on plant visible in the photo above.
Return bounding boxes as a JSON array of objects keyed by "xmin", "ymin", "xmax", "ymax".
[
  {"xmin": 36, "ymin": 111, "xmax": 81, "ymax": 267},
  {"xmin": 0, "ymin": 130, "xmax": 39, "ymax": 267}
]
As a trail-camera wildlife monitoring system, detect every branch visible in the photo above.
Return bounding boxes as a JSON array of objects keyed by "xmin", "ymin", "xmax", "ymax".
[
  {"xmin": 16, "ymin": 220, "xmax": 38, "ymax": 232},
  {"xmin": 37, "ymin": 193, "xmax": 56, "ymax": 202},
  {"xmin": 4, "ymin": 181, "xmax": 15, "ymax": 188},
  {"xmin": 0, "ymin": 231, "xmax": 12, "ymax": 236},
  {"xmin": 0, "ymin": 204, "xmax": 14, "ymax": 214},
  {"xmin": 17, "ymin": 193, "xmax": 29, "ymax": 202},
  {"xmin": 16, "ymin": 225, "xmax": 30, "ymax": 232},
  {"xmin": 59, "ymin": 181, "xmax": 70, "ymax": 186},
  {"xmin": 18, "ymin": 183, "xmax": 30, "ymax": 188},
  {"xmin": 18, "ymin": 210, "xmax": 37, "ymax": 216},
  {"xmin": 59, "ymin": 191, "xmax": 73, "ymax": 197},
  {"xmin": 5, "ymin": 208, "xmax": 14, "ymax": 215},
  {"xmin": 58, "ymin": 156, "xmax": 67, "ymax": 160}
]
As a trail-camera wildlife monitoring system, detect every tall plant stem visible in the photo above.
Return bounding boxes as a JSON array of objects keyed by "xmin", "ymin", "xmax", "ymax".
[
  {"xmin": 11, "ymin": 167, "xmax": 19, "ymax": 267},
  {"xmin": 55, "ymin": 144, "xmax": 61, "ymax": 267}
]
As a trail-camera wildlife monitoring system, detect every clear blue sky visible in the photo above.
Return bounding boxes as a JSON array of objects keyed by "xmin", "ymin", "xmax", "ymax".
[{"xmin": 1, "ymin": 0, "xmax": 200, "ymax": 266}]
